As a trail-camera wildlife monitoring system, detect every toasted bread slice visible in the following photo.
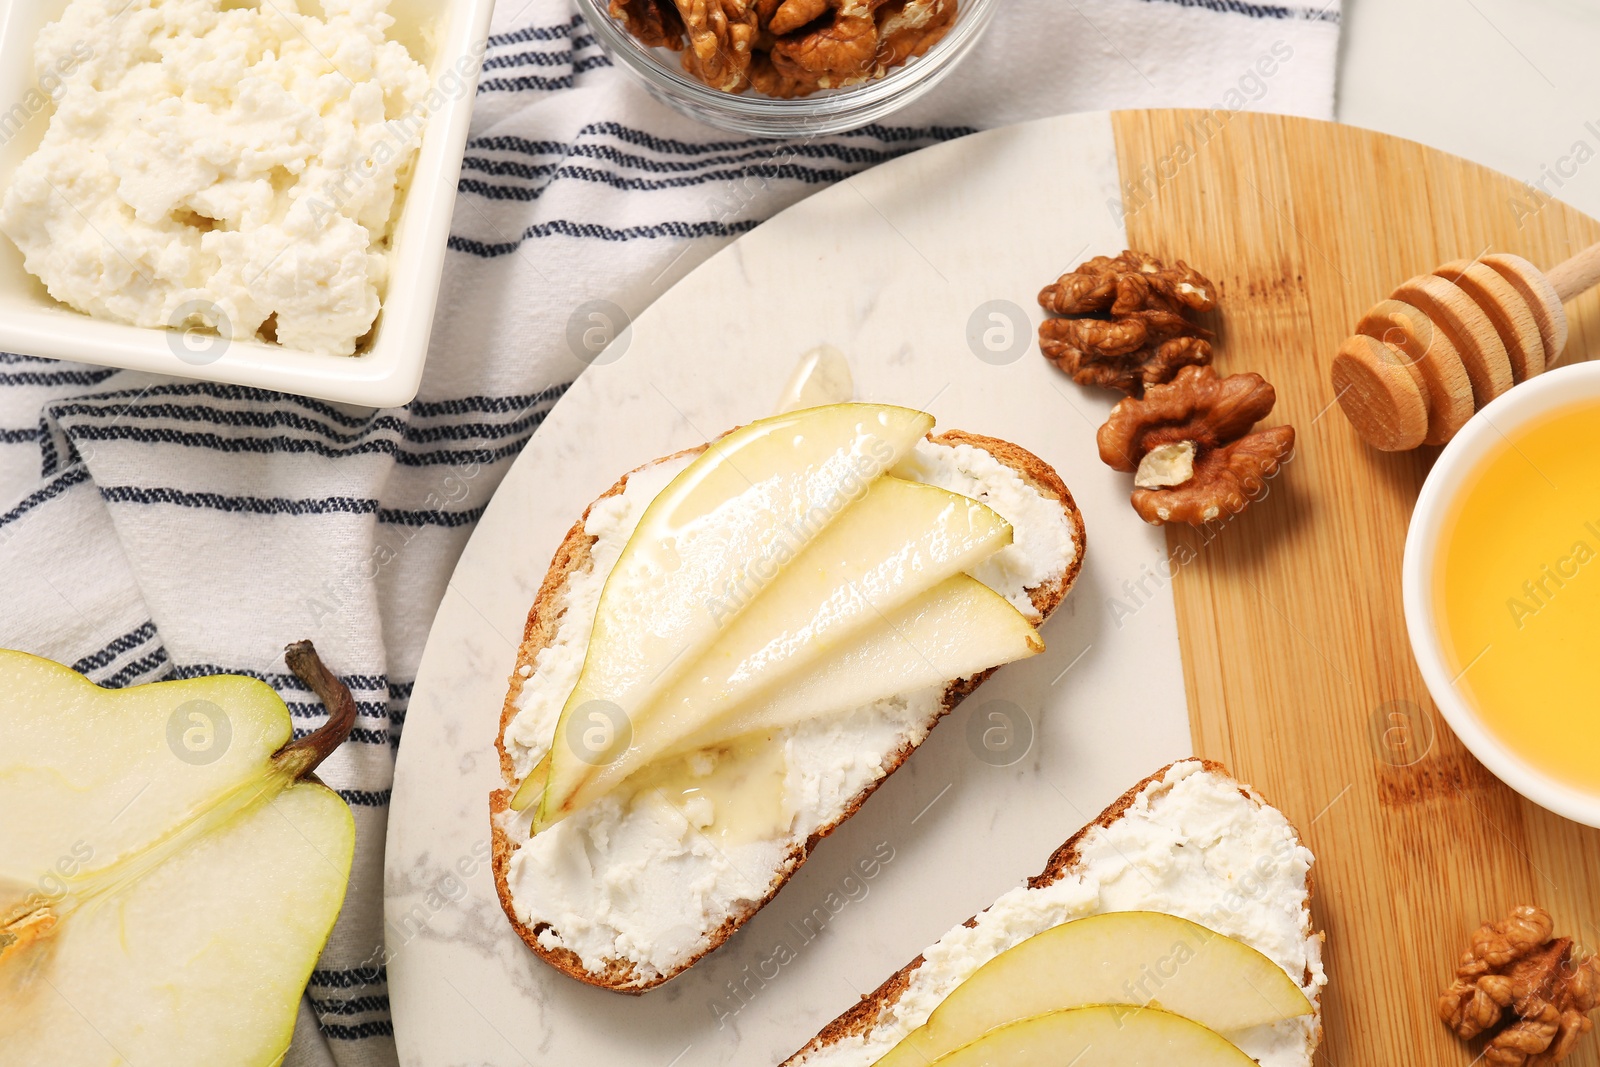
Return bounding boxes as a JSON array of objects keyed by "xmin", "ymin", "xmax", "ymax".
[
  {"xmin": 489, "ymin": 429, "xmax": 1086, "ymax": 992},
  {"xmin": 784, "ymin": 759, "xmax": 1325, "ymax": 1067}
]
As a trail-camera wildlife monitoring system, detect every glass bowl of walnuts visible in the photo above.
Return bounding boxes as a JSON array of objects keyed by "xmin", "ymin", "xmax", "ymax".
[{"xmin": 577, "ymin": 0, "xmax": 999, "ymax": 135}]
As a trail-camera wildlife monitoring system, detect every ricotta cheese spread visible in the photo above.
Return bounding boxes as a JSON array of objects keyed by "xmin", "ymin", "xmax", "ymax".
[
  {"xmin": 497, "ymin": 439, "xmax": 1080, "ymax": 984},
  {"xmin": 793, "ymin": 761, "xmax": 1327, "ymax": 1067},
  {"xmin": 0, "ymin": 0, "xmax": 430, "ymax": 357}
]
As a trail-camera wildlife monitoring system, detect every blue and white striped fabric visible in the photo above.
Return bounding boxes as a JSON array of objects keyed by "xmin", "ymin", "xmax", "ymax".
[{"xmin": 0, "ymin": 1, "xmax": 1341, "ymax": 1063}]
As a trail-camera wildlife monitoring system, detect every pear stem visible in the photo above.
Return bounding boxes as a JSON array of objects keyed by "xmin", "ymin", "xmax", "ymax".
[{"xmin": 275, "ymin": 640, "xmax": 358, "ymax": 780}]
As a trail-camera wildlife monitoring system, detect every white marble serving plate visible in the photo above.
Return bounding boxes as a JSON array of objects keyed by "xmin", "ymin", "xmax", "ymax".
[{"xmin": 385, "ymin": 111, "xmax": 1193, "ymax": 1067}]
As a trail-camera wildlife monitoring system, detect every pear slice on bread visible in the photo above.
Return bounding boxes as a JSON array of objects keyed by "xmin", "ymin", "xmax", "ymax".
[
  {"xmin": 489, "ymin": 417, "xmax": 1085, "ymax": 992},
  {"xmin": 535, "ymin": 405, "xmax": 938, "ymax": 830},
  {"xmin": 899, "ymin": 1005, "xmax": 1259, "ymax": 1067},
  {"xmin": 869, "ymin": 910, "xmax": 1312, "ymax": 1067},
  {"xmin": 535, "ymin": 473, "xmax": 1019, "ymax": 829},
  {"xmin": 784, "ymin": 760, "xmax": 1325, "ymax": 1067}
]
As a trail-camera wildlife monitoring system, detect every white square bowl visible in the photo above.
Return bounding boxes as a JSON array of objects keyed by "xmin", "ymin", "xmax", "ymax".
[{"xmin": 0, "ymin": 0, "xmax": 495, "ymax": 409}]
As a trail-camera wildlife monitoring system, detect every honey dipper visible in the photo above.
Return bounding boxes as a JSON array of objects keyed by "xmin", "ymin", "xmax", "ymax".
[{"xmin": 1331, "ymin": 240, "xmax": 1600, "ymax": 450}]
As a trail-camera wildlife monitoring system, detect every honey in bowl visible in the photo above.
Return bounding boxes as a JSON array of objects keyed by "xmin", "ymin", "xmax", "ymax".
[{"xmin": 1435, "ymin": 402, "xmax": 1600, "ymax": 793}]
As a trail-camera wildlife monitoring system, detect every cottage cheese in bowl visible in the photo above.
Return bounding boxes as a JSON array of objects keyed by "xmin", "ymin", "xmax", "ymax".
[{"xmin": 0, "ymin": 0, "xmax": 431, "ymax": 357}]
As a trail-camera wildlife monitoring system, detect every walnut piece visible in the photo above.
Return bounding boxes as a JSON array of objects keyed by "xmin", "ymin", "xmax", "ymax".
[
  {"xmin": 1439, "ymin": 905, "xmax": 1600, "ymax": 1066},
  {"xmin": 766, "ymin": 0, "xmax": 880, "ymax": 86},
  {"xmin": 612, "ymin": 0, "xmax": 957, "ymax": 98},
  {"xmin": 609, "ymin": 0, "xmax": 687, "ymax": 49},
  {"xmin": 677, "ymin": 0, "xmax": 762, "ymax": 92},
  {"xmin": 873, "ymin": 0, "xmax": 958, "ymax": 72},
  {"xmin": 1038, "ymin": 250, "xmax": 1218, "ymax": 396},
  {"xmin": 1134, "ymin": 441, "xmax": 1196, "ymax": 489},
  {"xmin": 1096, "ymin": 365, "xmax": 1294, "ymax": 526}
]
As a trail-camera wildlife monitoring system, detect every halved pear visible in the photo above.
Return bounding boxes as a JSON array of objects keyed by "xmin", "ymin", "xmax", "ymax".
[
  {"xmin": 666, "ymin": 574, "xmax": 1041, "ymax": 759},
  {"xmin": 875, "ymin": 912, "xmax": 1312, "ymax": 1067},
  {"xmin": 534, "ymin": 404, "xmax": 933, "ymax": 828},
  {"xmin": 924, "ymin": 1005, "xmax": 1256, "ymax": 1066},
  {"xmin": 535, "ymin": 477, "xmax": 1014, "ymax": 824},
  {"xmin": 0, "ymin": 643, "xmax": 357, "ymax": 1066}
]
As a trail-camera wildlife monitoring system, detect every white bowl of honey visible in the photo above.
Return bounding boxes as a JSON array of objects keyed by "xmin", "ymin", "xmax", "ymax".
[{"xmin": 1405, "ymin": 361, "xmax": 1600, "ymax": 826}]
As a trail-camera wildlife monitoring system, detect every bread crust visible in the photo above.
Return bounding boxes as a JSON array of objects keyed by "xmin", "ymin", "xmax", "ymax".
[
  {"xmin": 489, "ymin": 430, "xmax": 1086, "ymax": 993},
  {"xmin": 780, "ymin": 759, "xmax": 1322, "ymax": 1065}
]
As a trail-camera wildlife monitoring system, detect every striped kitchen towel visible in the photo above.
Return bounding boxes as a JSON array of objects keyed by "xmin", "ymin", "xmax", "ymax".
[{"xmin": 0, "ymin": 1, "xmax": 1341, "ymax": 1064}]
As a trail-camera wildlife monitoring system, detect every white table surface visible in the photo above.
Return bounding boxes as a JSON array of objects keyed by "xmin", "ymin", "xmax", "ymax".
[{"xmin": 1341, "ymin": 0, "xmax": 1600, "ymax": 221}]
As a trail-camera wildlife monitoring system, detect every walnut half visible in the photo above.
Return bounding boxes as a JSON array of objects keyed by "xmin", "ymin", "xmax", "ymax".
[
  {"xmin": 1439, "ymin": 905, "xmax": 1600, "ymax": 1066},
  {"xmin": 1096, "ymin": 365, "xmax": 1295, "ymax": 526},
  {"xmin": 1038, "ymin": 250, "xmax": 1218, "ymax": 396}
]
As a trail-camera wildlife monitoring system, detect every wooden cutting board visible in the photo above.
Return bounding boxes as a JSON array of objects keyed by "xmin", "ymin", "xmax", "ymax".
[
  {"xmin": 1113, "ymin": 110, "xmax": 1600, "ymax": 1065},
  {"xmin": 388, "ymin": 109, "xmax": 1600, "ymax": 1067}
]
